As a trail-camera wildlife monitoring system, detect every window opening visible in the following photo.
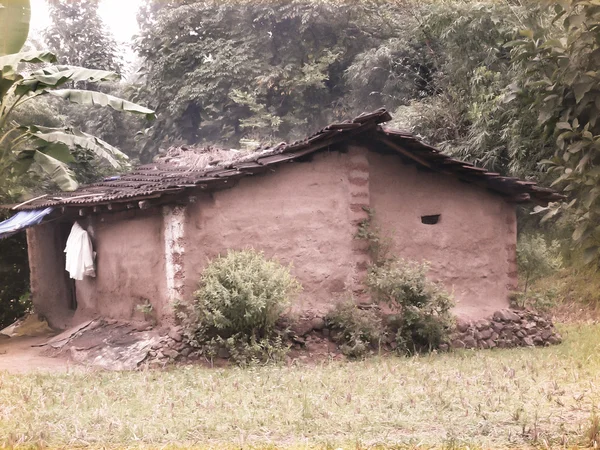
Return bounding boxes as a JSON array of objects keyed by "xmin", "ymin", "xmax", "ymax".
[{"xmin": 421, "ymin": 214, "xmax": 441, "ymax": 225}]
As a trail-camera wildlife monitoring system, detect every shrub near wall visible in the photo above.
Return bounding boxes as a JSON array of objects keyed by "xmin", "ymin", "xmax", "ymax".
[
  {"xmin": 367, "ymin": 259, "xmax": 455, "ymax": 354},
  {"xmin": 178, "ymin": 249, "xmax": 301, "ymax": 365},
  {"xmin": 353, "ymin": 211, "xmax": 455, "ymax": 355}
]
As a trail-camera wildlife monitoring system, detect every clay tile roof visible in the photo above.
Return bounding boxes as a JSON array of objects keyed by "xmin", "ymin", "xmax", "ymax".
[{"xmin": 10, "ymin": 108, "xmax": 563, "ymax": 211}]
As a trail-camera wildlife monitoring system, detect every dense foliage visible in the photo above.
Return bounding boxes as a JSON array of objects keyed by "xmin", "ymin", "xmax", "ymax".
[
  {"xmin": 513, "ymin": 1, "xmax": 600, "ymax": 265},
  {"xmin": 132, "ymin": 1, "xmax": 557, "ymax": 176},
  {"xmin": 133, "ymin": 0, "xmax": 412, "ymax": 161},
  {"xmin": 387, "ymin": 2, "xmax": 556, "ymax": 177}
]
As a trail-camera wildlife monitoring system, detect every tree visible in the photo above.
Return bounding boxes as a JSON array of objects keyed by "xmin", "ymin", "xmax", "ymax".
[
  {"xmin": 354, "ymin": 1, "xmax": 557, "ymax": 179},
  {"xmin": 511, "ymin": 0, "xmax": 600, "ymax": 265},
  {"xmin": 134, "ymin": 0, "xmax": 407, "ymax": 161},
  {"xmin": 45, "ymin": 0, "xmax": 120, "ymax": 74},
  {"xmin": 42, "ymin": 0, "xmax": 142, "ymax": 159}
]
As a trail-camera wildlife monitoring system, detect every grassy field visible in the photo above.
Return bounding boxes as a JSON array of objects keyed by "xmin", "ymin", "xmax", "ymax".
[{"xmin": 1, "ymin": 324, "xmax": 600, "ymax": 449}]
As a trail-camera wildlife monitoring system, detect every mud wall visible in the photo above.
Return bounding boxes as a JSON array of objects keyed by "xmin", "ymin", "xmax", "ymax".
[
  {"xmin": 26, "ymin": 222, "xmax": 74, "ymax": 329},
  {"xmin": 182, "ymin": 149, "xmax": 368, "ymax": 315},
  {"xmin": 368, "ymin": 151, "xmax": 517, "ymax": 319},
  {"xmin": 73, "ymin": 209, "xmax": 168, "ymax": 323},
  {"xmin": 28, "ymin": 144, "xmax": 518, "ymax": 328}
]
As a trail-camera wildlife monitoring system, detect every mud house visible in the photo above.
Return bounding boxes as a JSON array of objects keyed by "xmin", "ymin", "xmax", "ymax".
[{"xmin": 4, "ymin": 109, "xmax": 561, "ymax": 330}]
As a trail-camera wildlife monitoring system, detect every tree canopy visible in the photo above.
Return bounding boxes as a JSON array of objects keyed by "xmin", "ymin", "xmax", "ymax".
[{"xmin": 45, "ymin": 0, "xmax": 121, "ymax": 74}]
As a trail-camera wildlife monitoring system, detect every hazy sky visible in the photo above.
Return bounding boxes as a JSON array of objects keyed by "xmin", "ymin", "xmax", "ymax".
[{"xmin": 30, "ymin": 0, "xmax": 143, "ymax": 43}]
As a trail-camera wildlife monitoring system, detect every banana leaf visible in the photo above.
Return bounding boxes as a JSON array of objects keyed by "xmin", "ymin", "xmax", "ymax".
[{"xmin": 48, "ymin": 89, "xmax": 156, "ymax": 120}]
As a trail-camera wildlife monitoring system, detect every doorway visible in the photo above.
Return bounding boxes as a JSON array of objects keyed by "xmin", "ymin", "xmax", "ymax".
[{"xmin": 57, "ymin": 221, "xmax": 77, "ymax": 311}]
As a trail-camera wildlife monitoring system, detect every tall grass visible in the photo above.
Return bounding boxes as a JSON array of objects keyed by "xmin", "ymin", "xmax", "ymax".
[
  {"xmin": 1, "ymin": 325, "xmax": 600, "ymax": 448},
  {"xmin": 528, "ymin": 268, "xmax": 600, "ymax": 322}
]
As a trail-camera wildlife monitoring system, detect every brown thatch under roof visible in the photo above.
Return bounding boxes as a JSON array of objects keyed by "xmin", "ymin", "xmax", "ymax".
[{"xmin": 10, "ymin": 108, "xmax": 562, "ymax": 212}]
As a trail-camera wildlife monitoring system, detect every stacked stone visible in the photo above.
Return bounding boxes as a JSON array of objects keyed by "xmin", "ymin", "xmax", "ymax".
[
  {"xmin": 451, "ymin": 308, "xmax": 562, "ymax": 350},
  {"xmin": 142, "ymin": 308, "xmax": 563, "ymax": 368},
  {"xmin": 144, "ymin": 326, "xmax": 199, "ymax": 367}
]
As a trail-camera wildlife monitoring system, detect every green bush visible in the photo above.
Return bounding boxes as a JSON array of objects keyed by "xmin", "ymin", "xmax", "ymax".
[
  {"xmin": 179, "ymin": 249, "xmax": 301, "ymax": 365},
  {"xmin": 517, "ymin": 233, "xmax": 562, "ymax": 293},
  {"xmin": 367, "ymin": 259, "xmax": 454, "ymax": 354},
  {"xmin": 325, "ymin": 300, "xmax": 385, "ymax": 358}
]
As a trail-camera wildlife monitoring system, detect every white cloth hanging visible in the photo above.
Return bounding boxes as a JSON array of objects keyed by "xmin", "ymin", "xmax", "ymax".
[{"xmin": 64, "ymin": 222, "xmax": 96, "ymax": 280}]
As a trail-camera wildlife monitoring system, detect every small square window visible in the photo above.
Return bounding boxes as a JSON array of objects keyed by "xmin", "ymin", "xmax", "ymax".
[{"xmin": 421, "ymin": 214, "xmax": 440, "ymax": 225}]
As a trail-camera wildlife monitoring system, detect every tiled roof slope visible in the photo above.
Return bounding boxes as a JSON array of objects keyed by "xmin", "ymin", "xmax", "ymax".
[{"xmin": 12, "ymin": 108, "xmax": 562, "ymax": 211}]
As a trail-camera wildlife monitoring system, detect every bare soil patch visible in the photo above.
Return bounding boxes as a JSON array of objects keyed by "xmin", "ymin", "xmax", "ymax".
[{"xmin": 0, "ymin": 333, "xmax": 71, "ymax": 373}]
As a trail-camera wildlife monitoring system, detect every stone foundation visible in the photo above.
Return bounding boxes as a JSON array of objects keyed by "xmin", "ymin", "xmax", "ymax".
[
  {"xmin": 143, "ymin": 326, "xmax": 200, "ymax": 367},
  {"xmin": 451, "ymin": 308, "xmax": 562, "ymax": 350},
  {"xmin": 142, "ymin": 308, "xmax": 563, "ymax": 367}
]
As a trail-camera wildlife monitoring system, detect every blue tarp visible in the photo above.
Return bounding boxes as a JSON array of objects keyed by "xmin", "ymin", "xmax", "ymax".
[{"xmin": 0, "ymin": 208, "xmax": 54, "ymax": 239}]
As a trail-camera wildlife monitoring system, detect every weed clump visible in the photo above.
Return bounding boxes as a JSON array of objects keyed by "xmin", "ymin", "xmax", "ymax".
[
  {"xmin": 178, "ymin": 249, "xmax": 301, "ymax": 366},
  {"xmin": 325, "ymin": 301, "xmax": 385, "ymax": 358},
  {"xmin": 324, "ymin": 261, "xmax": 454, "ymax": 357},
  {"xmin": 585, "ymin": 410, "xmax": 600, "ymax": 448}
]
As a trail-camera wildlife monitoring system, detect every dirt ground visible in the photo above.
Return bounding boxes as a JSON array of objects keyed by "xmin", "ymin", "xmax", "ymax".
[{"xmin": 0, "ymin": 333, "xmax": 73, "ymax": 373}]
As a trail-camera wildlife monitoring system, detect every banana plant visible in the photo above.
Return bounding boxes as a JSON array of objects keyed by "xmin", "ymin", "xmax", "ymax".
[
  {"xmin": 0, "ymin": 0, "xmax": 155, "ymax": 193},
  {"xmin": 0, "ymin": 0, "xmax": 31, "ymax": 56},
  {"xmin": 0, "ymin": 51, "xmax": 155, "ymax": 192}
]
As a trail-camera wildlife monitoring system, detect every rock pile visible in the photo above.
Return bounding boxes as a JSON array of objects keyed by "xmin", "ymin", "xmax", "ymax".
[
  {"xmin": 144, "ymin": 326, "xmax": 198, "ymax": 367},
  {"xmin": 451, "ymin": 308, "xmax": 562, "ymax": 350}
]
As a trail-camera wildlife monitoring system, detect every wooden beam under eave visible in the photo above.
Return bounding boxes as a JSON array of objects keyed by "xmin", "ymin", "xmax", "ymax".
[{"xmin": 377, "ymin": 136, "xmax": 434, "ymax": 169}]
